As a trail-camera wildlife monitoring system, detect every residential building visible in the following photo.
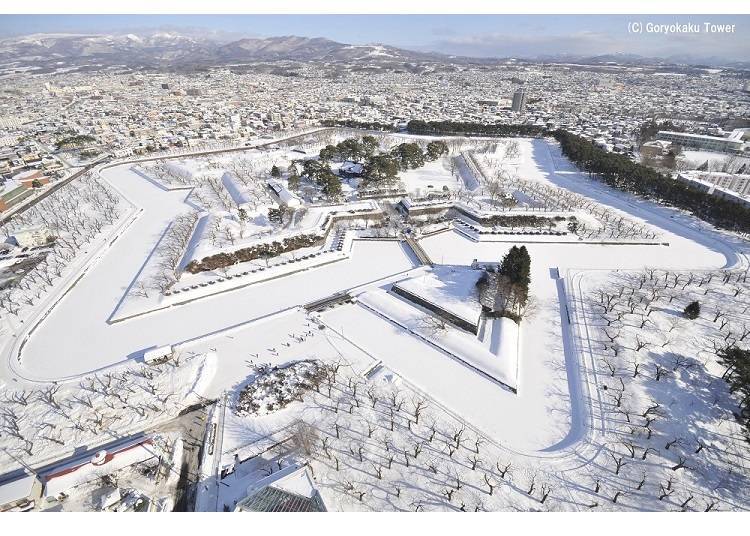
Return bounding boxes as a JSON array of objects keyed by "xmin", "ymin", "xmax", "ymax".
[
  {"xmin": 657, "ymin": 129, "xmax": 747, "ymax": 154},
  {"xmin": 511, "ymin": 88, "xmax": 527, "ymax": 113}
]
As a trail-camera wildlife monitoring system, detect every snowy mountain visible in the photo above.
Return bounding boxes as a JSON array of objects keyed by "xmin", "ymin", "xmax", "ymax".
[
  {"xmin": 0, "ymin": 32, "xmax": 448, "ymax": 71},
  {"xmin": 533, "ymin": 51, "xmax": 750, "ymax": 70},
  {"xmin": 1, "ymin": 31, "xmax": 745, "ymax": 72}
]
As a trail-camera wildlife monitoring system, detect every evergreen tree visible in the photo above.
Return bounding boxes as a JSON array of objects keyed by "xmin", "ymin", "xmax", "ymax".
[
  {"xmin": 499, "ymin": 245, "xmax": 531, "ymax": 290},
  {"xmin": 287, "ymin": 165, "xmax": 300, "ymax": 191},
  {"xmin": 425, "ymin": 140, "xmax": 448, "ymax": 161},
  {"xmin": 321, "ymin": 171, "xmax": 342, "ymax": 198},
  {"xmin": 365, "ymin": 154, "xmax": 400, "ymax": 185},
  {"xmin": 476, "ymin": 246, "xmax": 537, "ymax": 322},
  {"xmin": 302, "ymin": 159, "xmax": 330, "ymax": 182},
  {"xmin": 684, "ymin": 301, "xmax": 701, "ymax": 319},
  {"xmin": 361, "ymin": 135, "xmax": 379, "ymax": 156},
  {"xmin": 407, "ymin": 120, "xmax": 544, "ymax": 138},
  {"xmin": 716, "ymin": 346, "xmax": 750, "ymax": 436},
  {"xmin": 270, "ymin": 165, "xmax": 281, "ymax": 178},
  {"xmin": 390, "ymin": 142, "xmax": 425, "ymax": 170},
  {"xmin": 336, "ymin": 138, "xmax": 364, "ymax": 161},
  {"xmin": 319, "ymin": 144, "xmax": 339, "ymax": 162}
]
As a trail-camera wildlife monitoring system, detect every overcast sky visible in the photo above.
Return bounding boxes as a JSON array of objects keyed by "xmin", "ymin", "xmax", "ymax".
[{"xmin": 1, "ymin": 14, "xmax": 747, "ymax": 61}]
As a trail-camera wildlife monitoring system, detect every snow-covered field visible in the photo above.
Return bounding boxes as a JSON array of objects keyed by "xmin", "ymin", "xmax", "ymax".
[
  {"xmin": 2, "ymin": 131, "xmax": 749, "ymax": 512},
  {"xmin": 392, "ymin": 265, "xmax": 483, "ymax": 326},
  {"xmin": 0, "ymin": 350, "xmax": 215, "ymax": 473},
  {"xmin": 680, "ymin": 150, "xmax": 750, "ymax": 171},
  {"xmin": 399, "ymin": 159, "xmax": 464, "ymax": 196}
]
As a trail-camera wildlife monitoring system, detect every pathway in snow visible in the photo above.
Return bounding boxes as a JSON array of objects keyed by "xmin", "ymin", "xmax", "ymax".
[
  {"xmin": 2, "ymin": 137, "xmax": 746, "ymax": 459},
  {"xmin": 3, "ymin": 164, "xmax": 416, "ymax": 383}
]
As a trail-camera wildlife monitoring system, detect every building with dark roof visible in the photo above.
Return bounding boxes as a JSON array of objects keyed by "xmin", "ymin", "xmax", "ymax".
[
  {"xmin": 235, "ymin": 485, "xmax": 326, "ymax": 512},
  {"xmin": 234, "ymin": 465, "xmax": 326, "ymax": 513}
]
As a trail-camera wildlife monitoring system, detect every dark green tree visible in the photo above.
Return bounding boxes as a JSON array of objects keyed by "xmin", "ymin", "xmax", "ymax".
[
  {"xmin": 287, "ymin": 164, "xmax": 300, "ymax": 191},
  {"xmin": 684, "ymin": 301, "xmax": 700, "ymax": 320},
  {"xmin": 365, "ymin": 154, "xmax": 400, "ymax": 185},
  {"xmin": 716, "ymin": 346, "xmax": 750, "ymax": 436},
  {"xmin": 361, "ymin": 135, "xmax": 379, "ymax": 156},
  {"xmin": 336, "ymin": 138, "xmax": 364, "ymax": 161},
  {"xmin": 319, "ymin": 144, "xmax": 339, "ymax": 162},
  {"xmin": 302, "ymin": 159, "xmax": 330, "ymax": 182},
  {"xmin": 499, "ymin": 245, "xmax": 531, "ymax": 288},
  {"xmin": 321, "ymin": 171, "xmax": 342, "ymax": 198},
  {"xmin": 390, "ymin": 142, "xmax": 425, "ymax": 170},
  {"xmin": 425, "ymin": 140, "xmax": 448, "ymax": 161},
  {"xmin": 498, "ymin": 245, "xmax": 531, "ymax": 306}
]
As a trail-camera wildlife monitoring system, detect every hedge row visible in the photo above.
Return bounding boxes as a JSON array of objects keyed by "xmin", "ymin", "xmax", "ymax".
[
  {"xmin": 406, "ymin": 120, "xmax": 546, "ymax": 137},
  {"xmin": 185, "ymin": 233, "xmax": 324, "ymax": 273}
]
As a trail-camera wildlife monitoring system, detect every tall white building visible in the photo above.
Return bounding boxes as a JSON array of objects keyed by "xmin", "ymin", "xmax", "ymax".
[{"xmin": 511, "ymin": 88, "xmax": 527, "ymax": 113}]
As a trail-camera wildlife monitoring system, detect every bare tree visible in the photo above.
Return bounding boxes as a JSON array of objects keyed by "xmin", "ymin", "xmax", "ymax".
[{"xmin": 290, "ymin": 421, "xmax": 318, "ymax": 457}]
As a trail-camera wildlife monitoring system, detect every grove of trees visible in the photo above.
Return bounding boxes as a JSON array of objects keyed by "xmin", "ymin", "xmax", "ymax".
[
  {"xmin": 553, "ymin": 130, "xmax": 750, "ymax": 235},
  {"xmin": 407, "ymin": 120, "xmax": 546, "ymax": 138},
  {"xmin": 401, "ymin": 120, "xmax": 750, "ymax": 235},
  {"xmin": 185, "ymin": 233, "xmax": 324, "ymax": 273},
  {"xmin": 717, "ymin": 346, "xmax": 750, "ymax": 436},
  {"xmin": 320, "ymin": 119, "xmax": 398, "ymax": 132},
  {"xmin": 477, "ymin": 245, "xmax": 532, "ymax": 322},
  {"xmin": 313, "ymin": 137, "xmax": 451, "ymax": 191}
]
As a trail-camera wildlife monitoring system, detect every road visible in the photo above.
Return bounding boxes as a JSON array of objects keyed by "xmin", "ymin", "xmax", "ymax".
[
  {"xmin": 0, "ymin": 431, "xmax": 146, "ymax": 488},
  {"xmin": 2, "ymin": 129, "xmax": 417, "ymax": 383},
  {"xmin": 154, "ymin": 403, "xmax": 213, "ymax": 512},
  {"xmin": 1, "ymin": 133, "xmax": 746, "ymax": 466}
]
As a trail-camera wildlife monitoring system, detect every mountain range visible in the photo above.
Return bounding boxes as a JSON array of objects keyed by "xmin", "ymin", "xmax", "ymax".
[
  {"xmin": 0, "ymin": 32, "xmax": 447, "ymax": 71},
  {"xmin": 0, "ymin": 31, "xmax": 746, "ymax": 72}
]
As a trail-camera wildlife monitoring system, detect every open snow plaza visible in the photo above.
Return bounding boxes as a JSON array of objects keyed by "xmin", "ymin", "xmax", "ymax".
[{"xmin": 0, "ymin": 5, "xmax": 749, "ymax": 527}]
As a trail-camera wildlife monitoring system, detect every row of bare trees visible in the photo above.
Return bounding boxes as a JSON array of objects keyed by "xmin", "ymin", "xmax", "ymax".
[
  {"xmin": 249, "ymin": 361, "xmax": 560, "ymax": 512},
  {"xmin": 0, "ymin": 354, "xmax": 193, "ymax": 466},
  {"xmin": 582, "ymin": 266, "xmax": 749, "ymax": 510},
  {"xmin": 0, "ymin": 172, "xmax": 123, "ymax": 317}
]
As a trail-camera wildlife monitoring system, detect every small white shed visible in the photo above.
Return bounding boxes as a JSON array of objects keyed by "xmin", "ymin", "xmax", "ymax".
[{"xmin": 143, "ymin": 345, "xmax": 173, "ymax": 364}]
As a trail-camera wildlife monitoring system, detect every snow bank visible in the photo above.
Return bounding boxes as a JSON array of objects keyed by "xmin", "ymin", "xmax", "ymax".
[
  {"xmin": 164, "ymin": 161, "xmax": 196, "ymax": 181},
  {"xmin": 392, "ymin": 265, "xmax": 483, "ymax": 327},
  {"xmin": 356, "ymin": 289, "xmax": 517, "ymax": 390},
  {"xmin": 221, "ymin": 171, "xmax": 255, "ymax": 209},
  {"xmin": 491, "ymin": 317, "xmax": 519, "ymax": 380}
]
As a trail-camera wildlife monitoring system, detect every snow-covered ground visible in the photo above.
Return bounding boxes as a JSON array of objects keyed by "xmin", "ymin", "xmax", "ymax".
[
  {"xmin": 2, "ymin": 131, "xmax": 749, "ymax": 511},
  {"xmin": 352, "ymin": 287, "xmax": 518, "ymax": 389},
  {"xmin": 679, "ymin": 150, "xmax": 750, "ymax": 171},
  {"xmin": 399, "ymin": 158, "xmax": 464, "ymax": 196},
  {"xmin": 0, "ymin": 350, "xmax": 215, "ymax": 473},
  {"xmin": 392, "ymin": 265, "xmax": 483, "ymax": 327}
]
